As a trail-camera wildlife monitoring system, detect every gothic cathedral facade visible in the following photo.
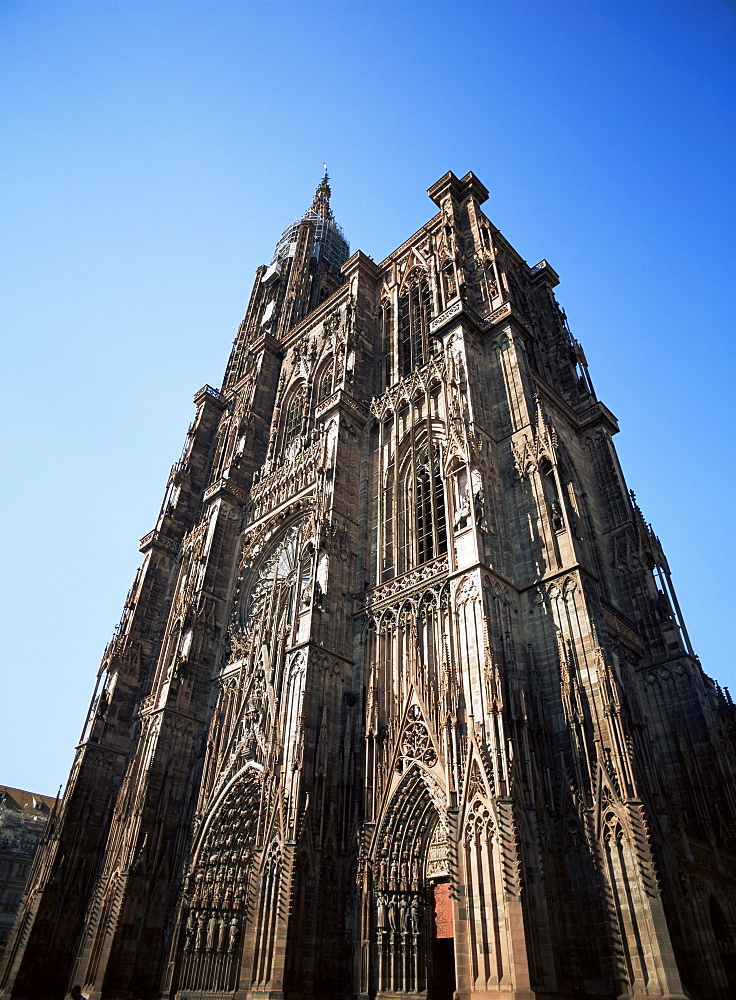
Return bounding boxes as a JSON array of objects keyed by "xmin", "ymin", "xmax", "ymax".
[{"xmin": 2, "ymin": 172, "xmax": 735, "ymax": 1000}]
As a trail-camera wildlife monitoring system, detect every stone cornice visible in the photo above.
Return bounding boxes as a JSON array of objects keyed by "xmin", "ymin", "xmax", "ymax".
[
  {"xmin": 139, "ymin": 529, "xmax": 180, "ymax": 555},
  {"xmin": 248, "ymin": 331, "xmax": 284, "ymax": 358},
  {"xmin": 484, "ymin": 300, "xmax": 534, "ymax": 338},
  {"xmin": 429, "ymin": 300, "xmax": 464, "ymax": 335},
  {"xmin": 427, "ymin": 170, "xmax": 489, "ymax": 208},
  {"xmin": 192, "ymin": 384, "xmax": 226, "ymax": 409},
  {"xmin": 316, "ymin": 388, "xmax": 369, "ymax": 425},
  {"xmin": 429, "ymin": 297, "xmax": 533, "ymax": 342},
  {"xmin": 341, "ymin": 249, "xmax": 382, "ymax": 282},
  {"xmin": 533, "ymin": 375, "xmax": 619, "ymax": 437},
  {"xmin": 530, "ymin": 259, "xmax": 560, "ymax": 287},
  {"xmin": 576, "ymin": 399, "xmax": 620, "ymax": 435},
  {"xmin": 202, "ymin": 478, "xmax": 250, "ymax": 507}
]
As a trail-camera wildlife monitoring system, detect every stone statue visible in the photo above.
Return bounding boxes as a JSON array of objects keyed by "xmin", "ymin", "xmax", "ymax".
[
  {"xmin": 196, "ymin": 912, "xmax": 207, "ymax": 951},
  {"xmin": 410, "ymin": 896, "xmax": 420, "ymax": 934},
  {"xmin": 399, "ymin": 895, "xmax": 408, "ymax": 932},
  {"xmin": 376, "ymin": 892, "xmax": 387, "ymax": 931},
  {"xmin": 184, "ymin": 912, "xmax": 196, "ymax": 952},
  {"xmin": 217, "ymin": 915, "xmax": 227, "ymax": 952},
  {"xmin": 455, "ymin": 491, "xmax": 471, "ymax": 530},
  {"xmin": 228, "ymin": 915, "xmax": 240, "ymax": 954},
  {"xmin": 206, "ymin": 912, "xmax": 218, "ymax": 951}
]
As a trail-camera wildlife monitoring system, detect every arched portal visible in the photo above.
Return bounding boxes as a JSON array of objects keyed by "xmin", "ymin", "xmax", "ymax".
[
  {"xmin": 169, "ymin": 764, "xmax": 262, "ymax": 994},
  {"xmin": 368, "ymin": 762, "xmax": 454, "ymax": 999}
]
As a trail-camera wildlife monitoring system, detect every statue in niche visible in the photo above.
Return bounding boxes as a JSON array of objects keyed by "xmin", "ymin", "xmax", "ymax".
[
  {"xmin": 206, "ymin": 912, "xmax": 218, "ymax": 951},
  {"xmin": 454, "ymin": 489, "xmax": 471, "ymax": 531},
  {"xmin": 228, "ymin": 915, "xmax": 240, "ymax": 954},
  {"xmin": 657, "ymin": 590, "xmax": 673, "ymax": 622},
  {"xmin": 376, "ymin": 892, "xmax": 388, "ymax": 931},
  {"xmin": 410, "ymin": 895, "xmax": 420, "ymax": 934},
  {"xmin": 184, "ymin": 913, "xmax": 196, "ymax": 952},
  {"xmin": 197, "ymin": 912, "xmax": 207, "ymax": 951},
  {"xmin": 474, "ymin": 487, "xmax": 485, "ymax": 526},
  {"xmin": 387, "ymin": 895, "xmax": 398, "ymax": 932},
  {"xmin": 399, "ymin": 895, "xmax": 408, "ymax": 932}
]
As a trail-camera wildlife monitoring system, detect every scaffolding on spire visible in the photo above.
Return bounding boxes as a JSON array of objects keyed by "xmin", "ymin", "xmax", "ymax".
[{"xmin": 272, "ymin": 175, "xmax": 349, "ymax": 272}]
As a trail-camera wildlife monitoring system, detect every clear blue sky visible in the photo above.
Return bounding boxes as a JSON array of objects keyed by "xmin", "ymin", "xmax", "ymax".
[{"xmin": 2, "ymin": 0, "xmax": 734, "ymax": 796}]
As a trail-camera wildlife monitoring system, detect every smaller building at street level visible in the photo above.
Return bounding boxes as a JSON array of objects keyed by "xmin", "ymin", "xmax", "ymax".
[
  {"xmin": 1, "ymin": 172, "xmax": 735, "ymax": 1000},
  {"xmin": 0, "ymin": 788, "xmax": 56, "ymax": 956}
]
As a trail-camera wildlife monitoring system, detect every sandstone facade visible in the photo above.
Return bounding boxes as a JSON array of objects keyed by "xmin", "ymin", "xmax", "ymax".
[{"xmin": 2, "ymin": 172, "xmax": 735, "ymax": 1000}]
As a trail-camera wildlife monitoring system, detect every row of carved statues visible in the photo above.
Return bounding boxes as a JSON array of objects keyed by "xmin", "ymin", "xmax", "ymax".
[
  {"xmin": 183, "ymin": 909, "xmax": 241, "ymax": 955},
  {"xmin": 375, "ymin": 890, "xmax": 423, "ymax": 935}
]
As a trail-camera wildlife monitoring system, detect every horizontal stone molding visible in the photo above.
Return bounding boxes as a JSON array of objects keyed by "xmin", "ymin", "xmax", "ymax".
[
  {"xmin": 139, "ymin": 529, "xmax": 180, "ymax": 555},
  {"xmin": 315, "ymin": 387, "xmax": 369, "ymax": 424},
  {"xmin": 202, "ymin": 478, "xmax": 250, "ymax": 507},
  {"xmin": 363, "ymin": 556, "xmax": 448, "ymax": 612}
]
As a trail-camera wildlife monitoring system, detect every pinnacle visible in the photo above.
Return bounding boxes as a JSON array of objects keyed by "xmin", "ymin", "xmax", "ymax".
[{"xmin": 306, "ymin": 173, "xmax": 334, "ymax": 222}]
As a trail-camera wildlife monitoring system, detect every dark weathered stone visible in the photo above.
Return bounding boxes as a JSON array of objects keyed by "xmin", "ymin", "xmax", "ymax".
[{"xmin": 2, "ymin": 173, "xmax": 734, "ymax": 1000}]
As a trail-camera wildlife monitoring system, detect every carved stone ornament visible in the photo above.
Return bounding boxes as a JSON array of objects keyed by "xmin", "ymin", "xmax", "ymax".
[{"xmin": 399, "ymin": 715, "xmax": 438, "ymax": 768}]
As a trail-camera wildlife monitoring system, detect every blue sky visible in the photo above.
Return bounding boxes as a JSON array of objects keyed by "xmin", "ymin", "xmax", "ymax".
[{"xmin": 2, "ymin": 0, "xmax": 734, "ymax": 795}]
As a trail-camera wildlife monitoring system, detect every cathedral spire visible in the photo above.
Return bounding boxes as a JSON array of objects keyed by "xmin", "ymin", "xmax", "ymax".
[
  {"xmin": 271, "ymin": 174, "xmax": 348, "ymax": 272},
  {"xmin": 306, "ymin": 172, "xmax": 334, "ymax": 222}
]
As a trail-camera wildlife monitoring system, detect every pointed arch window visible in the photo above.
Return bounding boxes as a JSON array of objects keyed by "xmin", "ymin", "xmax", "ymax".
[
  {"xmin": 398, "ymin": 273, "xmax": 433, "ymax": 377},
  {"xmin": 318, "ymin": 362, "xmax": 334, "ymax": 402},
  {"xmin": 416, "ymin": 469, "xmax": 434, "ymax": 563},
  {"xmin": 282, "ymin": 386, "xmax": 306, "ymax": 450},
  {"xmin": 382, "ymin": 461, "xmax": 394, "ymax": 578},
  {"xmin": 381, "ymin": 300, "xmax": 393, "ymax": 388},
  {"xmin": 397, "ymin": 447, "xmax": 447, "ymax": 571}
]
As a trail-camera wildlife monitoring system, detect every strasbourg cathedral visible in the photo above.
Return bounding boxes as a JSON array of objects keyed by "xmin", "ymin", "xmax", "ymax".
[{"xmin": 3, "ymin": 172, "xmax": 736, "ymax": 1000}]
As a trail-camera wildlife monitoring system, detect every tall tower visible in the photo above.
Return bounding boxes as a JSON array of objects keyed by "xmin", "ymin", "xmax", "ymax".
[{"xmin": 2, "ymin": 172, "xmax": 735, "ymax": 1000}]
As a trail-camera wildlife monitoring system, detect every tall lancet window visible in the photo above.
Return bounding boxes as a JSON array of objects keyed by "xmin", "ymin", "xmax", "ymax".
[
  {"xmin": 318, "ymin": 362, "xmax": 334, "ymax": 402},
  {"xmin": 282, "ymin": 386, "xmax": 306, "ymax": 450},
  {"xmin": 382, "ymin": 461, "xmax": 394, "ymax": 579},
  {"xmin": 416, "ymin": 469, "xmax": 434, "ymax": 563},
  {"xmin": 398, "ymin": 273, "xmax": 433, "ymax": 376},
  {"xmin": 381, "ymin": 300, "xmax": 393, "ymax": 389},
  {"xmin": 397, "ymin": 447, "xmax": 447, "ymax": 571},
  {"xmin": 433, "ymin": 454, "xmax": 448, "ymax": 554}
]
